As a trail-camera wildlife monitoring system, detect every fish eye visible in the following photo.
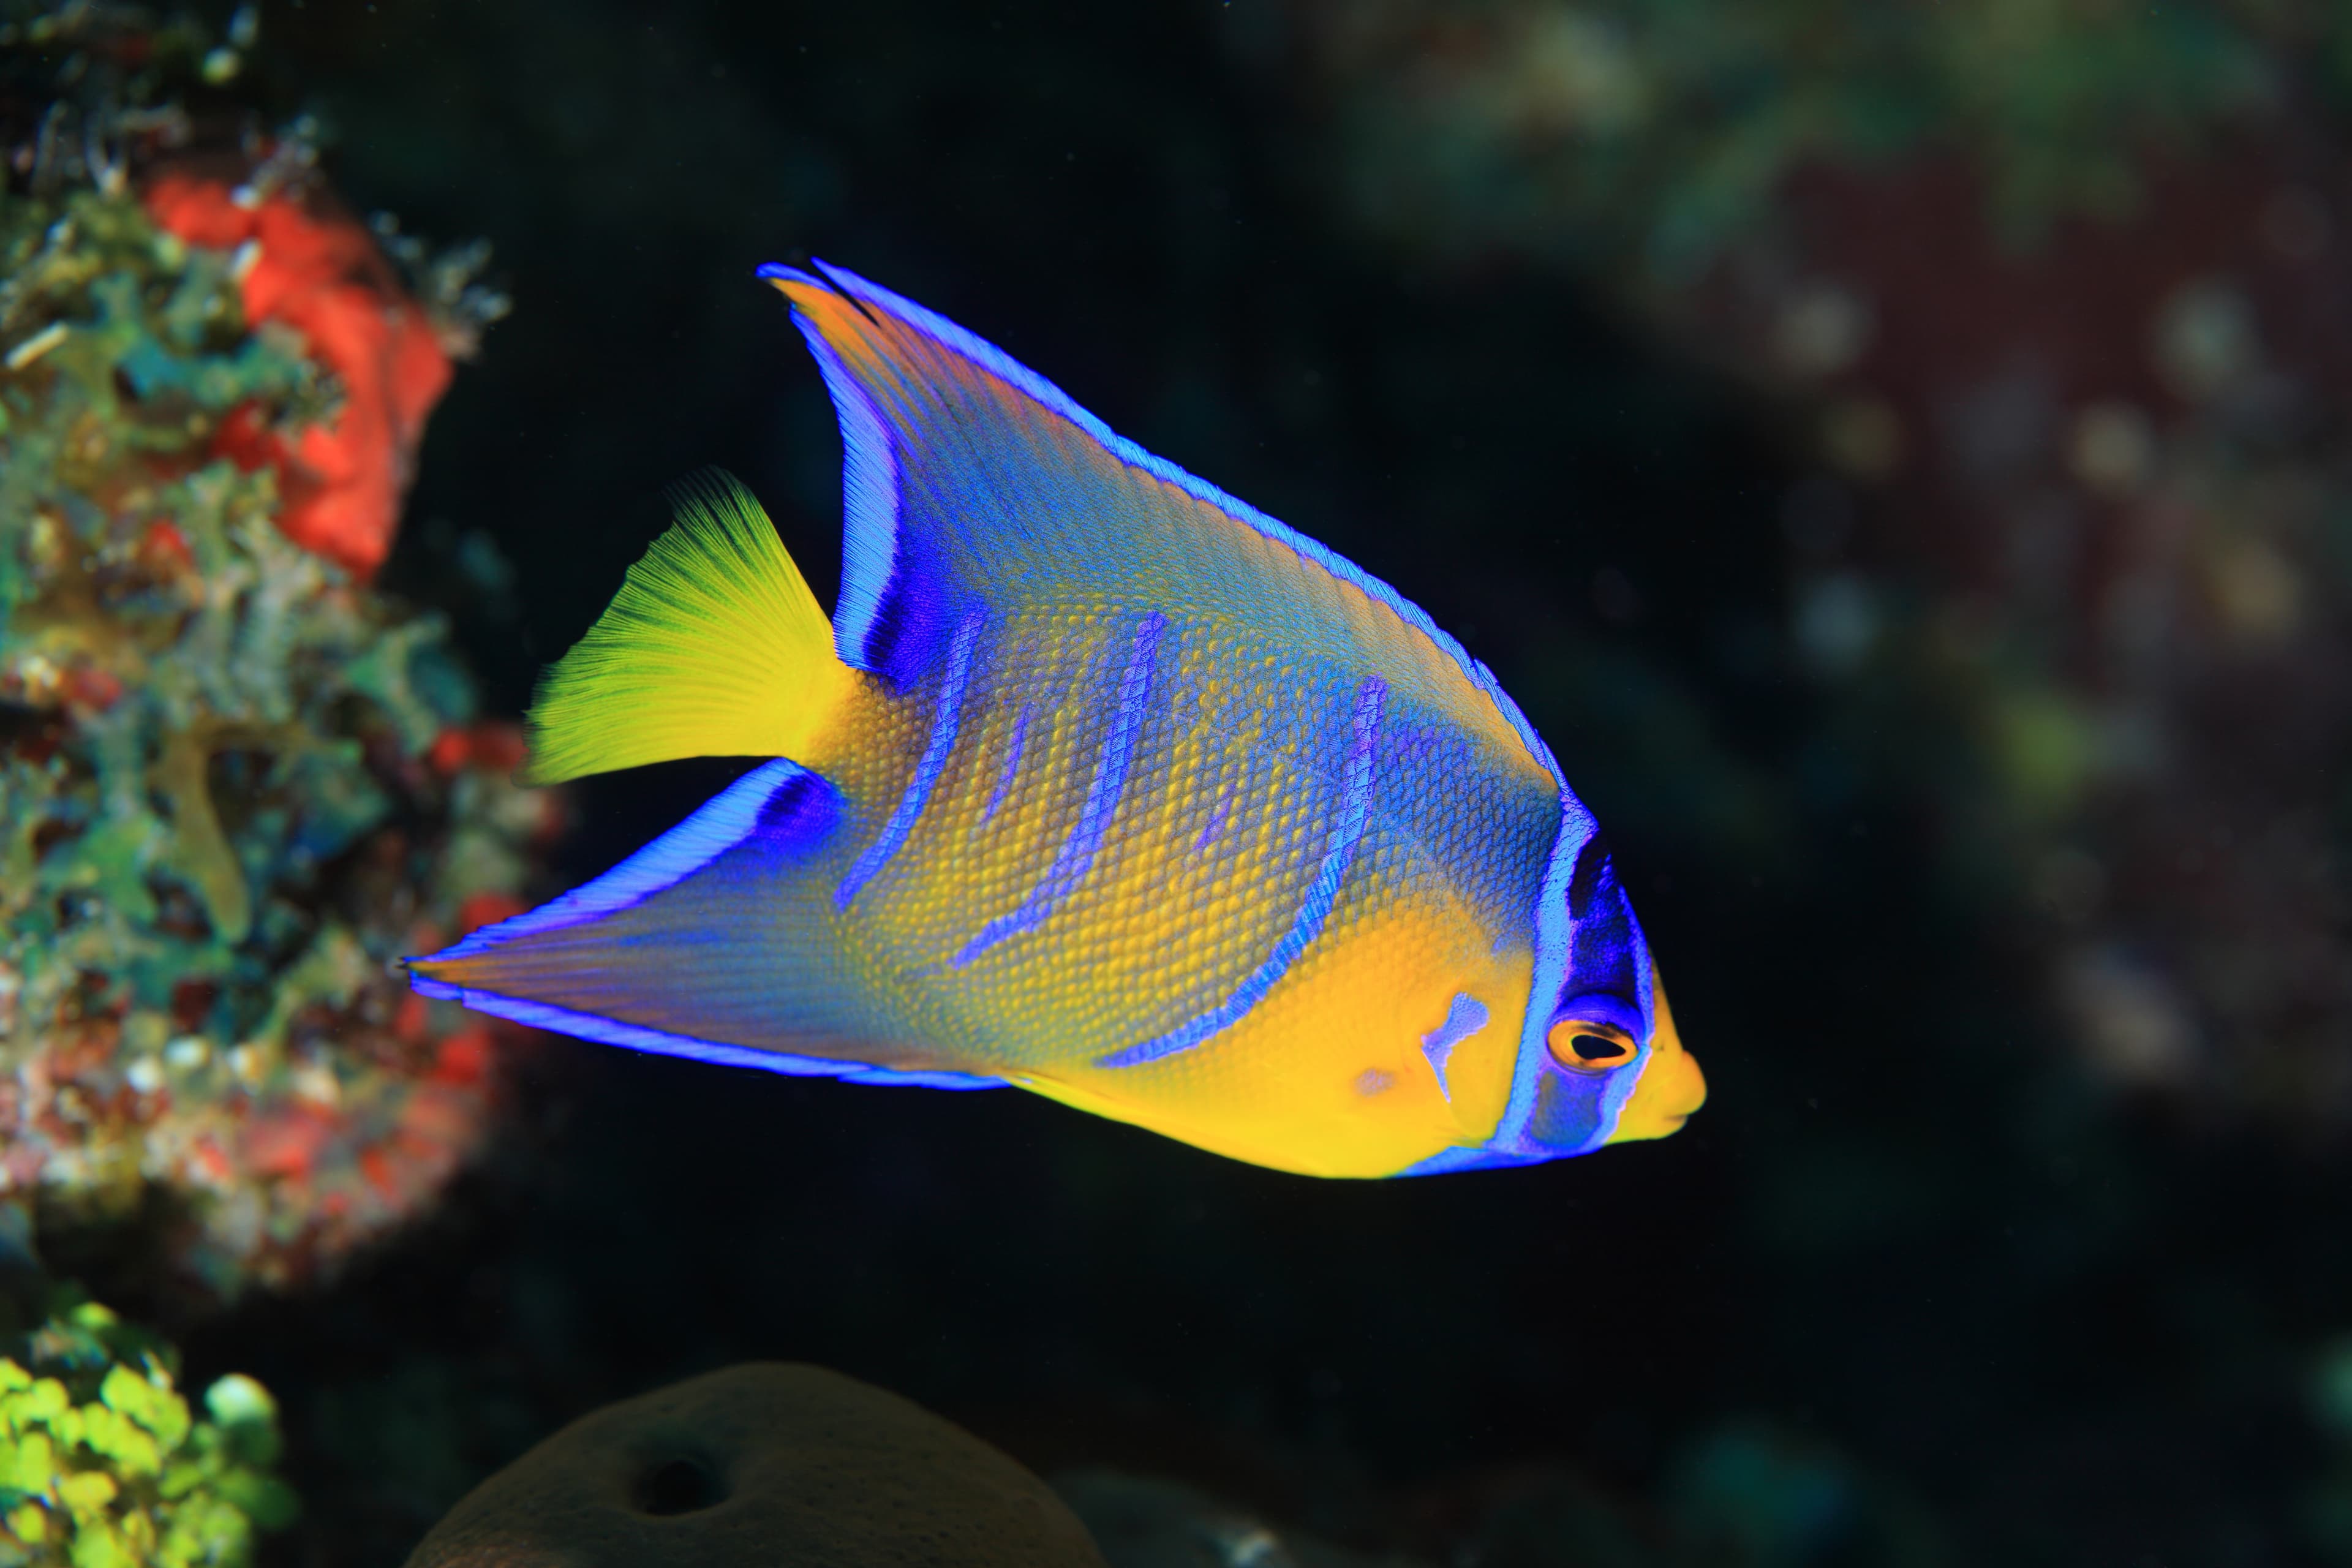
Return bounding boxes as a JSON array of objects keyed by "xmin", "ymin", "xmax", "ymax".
[{"xmin": 1546, "ymin": 1017, "xmax": 1637, "ymax": 1073}]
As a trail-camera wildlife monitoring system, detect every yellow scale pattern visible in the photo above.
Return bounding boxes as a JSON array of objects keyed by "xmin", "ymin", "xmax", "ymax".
[{"xmin": 801, "ymin": 602, "xmax": 1543, "ymax": 1177}]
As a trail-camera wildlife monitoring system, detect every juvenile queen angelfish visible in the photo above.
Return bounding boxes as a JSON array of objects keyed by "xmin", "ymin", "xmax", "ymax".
[{"xmin": 405, "ymin": 262, "xmax": 1705, "ymax": 1178}]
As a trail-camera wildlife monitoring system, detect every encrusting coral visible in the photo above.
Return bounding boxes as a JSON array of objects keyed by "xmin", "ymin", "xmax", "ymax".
[
  {"xmin": 1, "ymin": 4, "xmax": 552, "ymax": 1298},
  {"xmin": 141, "ymin": 168, "xmax": 458, "ymax": 578},
  {"xmin": 0, "ymin": 1283, "xmax": 294, "ymax": 1567}
]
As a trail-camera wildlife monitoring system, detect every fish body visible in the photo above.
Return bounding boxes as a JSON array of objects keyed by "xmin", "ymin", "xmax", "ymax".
[{"xmin": 407, "ymin": 262, "xmax": 1704, "ymax": 1177}]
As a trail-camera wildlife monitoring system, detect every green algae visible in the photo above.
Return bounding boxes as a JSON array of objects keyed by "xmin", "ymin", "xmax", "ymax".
[{"xmin": 0, "ymin": 1290, "xmax": 293, "ymax": 1567}]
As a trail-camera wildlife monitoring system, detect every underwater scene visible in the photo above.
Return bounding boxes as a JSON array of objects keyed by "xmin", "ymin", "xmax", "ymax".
[{"xmin": 4, "ymin": 0, "xmax": 2352, "ymax": 1561}]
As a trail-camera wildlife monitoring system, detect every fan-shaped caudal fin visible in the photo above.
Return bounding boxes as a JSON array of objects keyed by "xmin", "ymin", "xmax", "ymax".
[{"xmin": 522, "ymin": 470, "xmax": 855, "ymax": 786}]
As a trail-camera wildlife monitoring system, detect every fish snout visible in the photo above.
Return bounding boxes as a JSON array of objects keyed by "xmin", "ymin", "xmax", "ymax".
[{"xmin": 1604, "ymin": 967, "xmax": 1705, "ymax": 1145}]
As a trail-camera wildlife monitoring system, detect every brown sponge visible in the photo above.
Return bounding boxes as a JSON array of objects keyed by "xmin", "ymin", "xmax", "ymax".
[{"xmin": 405, "ymin": 1363, "xmax": 1106, "ymax": 1567}]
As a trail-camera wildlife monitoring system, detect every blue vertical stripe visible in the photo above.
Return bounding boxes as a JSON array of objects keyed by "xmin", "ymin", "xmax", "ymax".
[
  {"xmin": 1097, "ymin": 674, "xmax": 1389, "ymax": 1068},
  {"xmin": 954, "ymin": 613, "xmax": 1166, "ymax": 965},
  {"xmin": 1195, "ymin": 772, "xmax": 1238, "ymax": 850},
  {"xmin": 836, "ymin": 611, "xmax": 984, "ymax": 910},
  {"xmin": 984, "ymin": 701, "xmax": 1033, "ymax": 823}
]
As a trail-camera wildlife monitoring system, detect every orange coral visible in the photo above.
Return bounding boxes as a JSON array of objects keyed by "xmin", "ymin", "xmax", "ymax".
[{"xmin": 146, "ymin": 175, "xmax": 453, "ymax": 576}]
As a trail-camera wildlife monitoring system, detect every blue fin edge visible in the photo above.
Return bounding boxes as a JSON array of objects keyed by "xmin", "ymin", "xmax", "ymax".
[
  {"xmin": 782, "ymin": 304, "xmax": 905, "ymax": 673},
  {"xmin": 753, "ymin": 259, "xmax": 1566, "ymax": 790},
  {"xmin": 421, "ymin": 759, "xmax": 818, "ymax": 965},
  {"xmin": 406, "ymin": 975, "xmax": 1002, "ymax": 1090},
  {"xmin": 1397, "ymin": 1145, "xmax": 1537, "ymax": 1178}
]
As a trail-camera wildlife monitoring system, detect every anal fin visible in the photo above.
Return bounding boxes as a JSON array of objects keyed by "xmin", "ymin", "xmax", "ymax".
[{"xmin": 406, "ymin": 760, "xmax": 1003, "ymax": 1091}]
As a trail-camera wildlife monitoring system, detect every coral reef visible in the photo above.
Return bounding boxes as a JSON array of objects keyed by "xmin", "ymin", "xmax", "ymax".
[
  {"xmin": 404, "ymin": 1363, "xmax": 1108, "ymax": 1567},
  {"xmin": 1, "ymin": 4, "xmax": 551, "ymax": 1298},
  {"xmin": 0, "ymin": 1283, "xmax": 293, "ymax": 1567},
  {"xmin": 1292, "ymin": 0, "xmax": 2352, "ymax": 1129},
  {"xmin": 143, "ymin": 171, "xmax": 453, "ymax": 578},
  {"xmin": 97, "ymin": 4, "xmax": 2335, "ymax": 1563}
]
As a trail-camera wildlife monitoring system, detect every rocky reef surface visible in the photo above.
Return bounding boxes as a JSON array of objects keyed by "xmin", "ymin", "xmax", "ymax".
[{"xmin": 1, "ymin": 0, "xmax": 545, "ymax": 1321}]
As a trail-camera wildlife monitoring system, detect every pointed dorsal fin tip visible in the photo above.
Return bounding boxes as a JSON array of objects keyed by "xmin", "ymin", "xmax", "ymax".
[
  {"xmin": 760, "ymin": 258, "xmax": 1572, "ymax": 799},
  {"xmin": 807, "ymin": 257, "xmax": 884, "ymax": 327},
  {"xmin": 758, "ymin": 258, "xmax": 882, "ymax": 328}
]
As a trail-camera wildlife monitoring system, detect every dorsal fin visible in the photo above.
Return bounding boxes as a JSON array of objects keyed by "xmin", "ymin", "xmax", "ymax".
[{"xmin": 758, "ymin": 260, "xmax": 1561, "ymax": 804}]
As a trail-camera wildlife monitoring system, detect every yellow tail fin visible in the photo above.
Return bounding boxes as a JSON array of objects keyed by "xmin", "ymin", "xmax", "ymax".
[{"xmin": 523, "ymin": 472, "xmax": 854, "ymax": 786}]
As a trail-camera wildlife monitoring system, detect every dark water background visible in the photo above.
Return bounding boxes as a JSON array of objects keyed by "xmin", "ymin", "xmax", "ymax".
[{"xmin": 129, "ymin": 2, "xmax": 2350, "ymax": 1559}]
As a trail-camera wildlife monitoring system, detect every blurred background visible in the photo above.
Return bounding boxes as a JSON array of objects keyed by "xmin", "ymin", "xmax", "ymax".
[{"xmin": 6, "ymin": 1, "xmax": 2352, "ymax": 1562}]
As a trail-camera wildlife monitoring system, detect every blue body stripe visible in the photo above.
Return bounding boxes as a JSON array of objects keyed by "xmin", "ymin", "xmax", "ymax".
[
  {"xmin": 1193, "ymin": 693, "xmax": 1248, "ymax": 850},
  {"xmin": 422, "ymin": 760, "xmax": 818, "ymax": 963},
  {"xmin": 955, "ymin": 613, "xmax": 1166, "ymax": 966},
  {"xmin": 1097, "ymin": 674, "xmax": 1388, "ymax": 1069},
  {"xmin": 405, "ymin": 977, "xmax": 1001, "ymax": 1090},
  {"xmin": 1420, "ymin": 992, "xmax": 1490, "ymax": 1100},
  {"xmin": 1494, "ymin": 801, "xmax": 1596, "ymax": 1153},
  {"xmin": 984, "ymin": 701, "xmax": 1033, "ymax": 822},
  {"xmin": 1581, "ymin": 902, "xmax": 1658, "ymax": 1152},
  {"xmin": 1195, "ymin": 772, "xmax": 1236, "ymax": 849},
  {"xmin": 837, "ymin": 611, "xmax": 983, "ymax": 910}
]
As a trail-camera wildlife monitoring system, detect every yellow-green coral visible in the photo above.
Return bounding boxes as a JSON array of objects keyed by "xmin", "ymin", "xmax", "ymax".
[{"xmin": 0, "ymin": 1295, "xmax": 294, "ymax": 1567}]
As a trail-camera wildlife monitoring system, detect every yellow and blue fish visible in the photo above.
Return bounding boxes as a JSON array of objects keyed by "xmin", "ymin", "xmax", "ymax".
[{"xmin": 405, "ymin": 262, "xmax": 1705, "ymax": 1178}]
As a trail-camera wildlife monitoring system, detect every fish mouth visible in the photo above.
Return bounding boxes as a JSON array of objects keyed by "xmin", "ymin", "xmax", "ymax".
[
  {"xmin": 1658, "ymin": 1046, "xmax": 1707, "ymax": 1118},
  {"xmin": 1605, "ymin": 1039, "xmax": 1705, "ymax": 1145}
]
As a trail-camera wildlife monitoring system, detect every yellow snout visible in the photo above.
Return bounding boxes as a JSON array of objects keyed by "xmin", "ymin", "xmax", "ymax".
[{"xmin": 1605, "ymin": 966, "xmax": 1706, "ymax": 1145}]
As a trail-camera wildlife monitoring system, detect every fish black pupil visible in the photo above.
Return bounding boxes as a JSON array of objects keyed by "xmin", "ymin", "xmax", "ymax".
[{"xmin": 1570, "ymin": 1033, "xmax": 1627, "ymax": 1062}]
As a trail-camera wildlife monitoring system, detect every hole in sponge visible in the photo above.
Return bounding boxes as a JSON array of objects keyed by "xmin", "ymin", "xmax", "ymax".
[{"xmin": 634, "ymin": 1455, "xmax": 725, "ymax": 1516}]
